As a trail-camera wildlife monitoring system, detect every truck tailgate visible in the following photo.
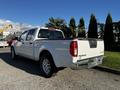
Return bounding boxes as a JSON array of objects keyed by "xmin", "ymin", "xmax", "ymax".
[{"xmin": 77, "ymin": 39, "xmax": 104, "ymax": 60}]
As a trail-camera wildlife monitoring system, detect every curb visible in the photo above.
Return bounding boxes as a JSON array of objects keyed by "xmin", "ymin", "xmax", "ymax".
[{"xmin": 94, "ymin": 66, "xmax": 120, "ymax": 75}]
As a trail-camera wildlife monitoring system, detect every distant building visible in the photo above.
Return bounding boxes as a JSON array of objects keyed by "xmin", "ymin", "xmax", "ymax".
[{"xmin": 0, "ymin": 19, "xmax": 34, "ymax": 39}]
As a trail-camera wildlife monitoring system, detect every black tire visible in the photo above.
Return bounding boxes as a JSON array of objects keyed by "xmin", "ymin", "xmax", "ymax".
[
  {"xmin": 11, "ymin": 47, "xmax": 17, "ymax": 60},
  {"xmin": 39, "ymin": 53, "xmax": 55, "ymax": 78}
]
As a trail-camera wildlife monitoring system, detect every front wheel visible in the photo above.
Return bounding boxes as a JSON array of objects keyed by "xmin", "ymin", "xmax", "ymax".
[{"xmin": 39, "ymin": 54, "xmax": 54, "ymax": 78}]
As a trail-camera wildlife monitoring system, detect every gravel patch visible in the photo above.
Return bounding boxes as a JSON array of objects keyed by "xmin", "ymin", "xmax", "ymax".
[{"xmin": 0, "ymin": 48, "xmax": 120, "ymax": 90}]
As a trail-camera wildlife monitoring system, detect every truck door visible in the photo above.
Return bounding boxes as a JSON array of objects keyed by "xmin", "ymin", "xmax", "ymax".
[
  {"xmin": 15, "ymin": 31, "xmax": 28, "ymax": 56},
  {"xmin": 23, "ymin": 29, "xmax": 36, "ymax": 59}
]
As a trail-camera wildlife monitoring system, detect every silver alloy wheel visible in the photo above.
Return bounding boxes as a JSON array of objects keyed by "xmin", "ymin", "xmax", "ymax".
[{"xmin": 42, "ymin": 58, "xmax": 51, "ymax": 75}]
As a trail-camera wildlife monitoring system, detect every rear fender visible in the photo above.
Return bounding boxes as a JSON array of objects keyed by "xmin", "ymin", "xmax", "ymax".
[{"xmin": 38, "ymin": 48, "xmax": 57, "ymax": 67}]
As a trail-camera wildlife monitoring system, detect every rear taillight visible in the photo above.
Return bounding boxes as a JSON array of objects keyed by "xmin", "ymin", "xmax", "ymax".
[{"xmin": 70, "ymin": 41, "xmax": 78, "ymax": 57}]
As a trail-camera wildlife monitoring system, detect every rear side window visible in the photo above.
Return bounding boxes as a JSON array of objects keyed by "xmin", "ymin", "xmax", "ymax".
[
  {"xmin": 49, "ymin": 31, "xmax": 64, "ymax": 39},
  {"xmin": 54, "ymin": 31, "xmax": 64, "ymax": 39},
  {"xmin": 38, "ymin": 29, "xmax": 50, "ymax": 38},
  {"xmin": 38, "ymin": 29, "xmax": 64, "ymax": 39}
]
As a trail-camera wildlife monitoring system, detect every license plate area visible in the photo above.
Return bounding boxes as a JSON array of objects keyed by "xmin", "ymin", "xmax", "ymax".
[{"xmin": 88, "ymin": 57, "xmax": 102, "ymax": 68}]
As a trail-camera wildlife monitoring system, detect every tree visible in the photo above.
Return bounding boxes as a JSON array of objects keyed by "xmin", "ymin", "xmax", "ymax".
[
  {"xmin": 61, "ymin": 24, "xmax": 71, "ymax": 38},
  {"xmin": 45, "ymin": 17, "xmax": 69, "ymax": 37},
  {"xmin": 69, "ymin": 17, "xmax": 76, "ymax": 38},
  {"xmin": 78, "ymin": 17, "xmax": 86, "ymax": 38},
  {"xmin": 5, "ymin": 33, "xmax": 16, "ymax": 41},
  {"xmin": 118, "ymin": 21, "xmax": 120, "ymax": 31},
  {"xmin": 88, "ymin": 14, "xmax": 98, "ymax": 38},
  {"xmin": 45, "ymin": 17, "xmax": 66, "ymax": 29},
  {"xmin": 104, "ymin": 13, "xmax": 114, "ymax": 51}
]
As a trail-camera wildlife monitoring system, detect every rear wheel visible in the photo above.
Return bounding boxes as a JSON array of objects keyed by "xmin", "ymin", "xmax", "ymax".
[
  {"xmin": 39, "ymin": 54, "xmax": 54, "ymax": 78},
  {"xmin": 11, "ymin": 47, "xmax": 17, "ymax": 60}
]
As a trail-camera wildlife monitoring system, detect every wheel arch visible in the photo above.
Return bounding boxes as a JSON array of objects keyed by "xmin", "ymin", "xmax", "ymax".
[{"xmin": 39, "ymin": 50, "xmax": 57, "ymax": 68}]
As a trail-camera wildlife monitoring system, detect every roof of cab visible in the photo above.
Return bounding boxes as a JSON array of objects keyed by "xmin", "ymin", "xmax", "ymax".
[
  {"xmin": 39, "ymin": 27, "xmax": 62, "ymax": 32},
  {"xmin": 22, "ymin": 26, "xmax": 62, "ymax": 32}
]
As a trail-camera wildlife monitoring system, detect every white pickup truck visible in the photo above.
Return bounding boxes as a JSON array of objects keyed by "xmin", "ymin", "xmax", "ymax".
[{"xmin": 11, "ymin": 27, "xmax": 104, "ymax": 77}]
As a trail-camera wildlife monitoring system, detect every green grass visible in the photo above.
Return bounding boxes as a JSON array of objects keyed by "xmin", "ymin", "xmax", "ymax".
[{"xmin": 102, "ymin": 51, "xmax": 120, "ymax": 70}]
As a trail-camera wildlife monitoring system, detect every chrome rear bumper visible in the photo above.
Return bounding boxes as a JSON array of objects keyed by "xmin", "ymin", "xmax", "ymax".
[{"xmin": 71, "ymin": 56, "xmax": 104, "ymax": 69}]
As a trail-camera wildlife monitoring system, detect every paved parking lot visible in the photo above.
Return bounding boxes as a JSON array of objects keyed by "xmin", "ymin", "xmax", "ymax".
[{"xmin": 0, "ymin": 47, "xmax": 120, "ymax": 90}]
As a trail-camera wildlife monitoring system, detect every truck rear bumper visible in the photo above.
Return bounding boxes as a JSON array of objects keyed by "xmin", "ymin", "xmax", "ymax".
[{"xmin": 71, "ymin": 56, "xmax": 104, "ymax": 69}]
